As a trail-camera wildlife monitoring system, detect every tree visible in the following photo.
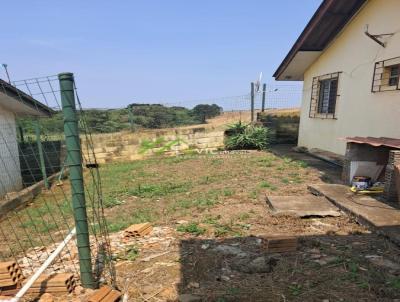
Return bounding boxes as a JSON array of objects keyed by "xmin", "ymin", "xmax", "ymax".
[{"xmin": 191, "ymin": 104, "xmax": 223, "ymax": 123}]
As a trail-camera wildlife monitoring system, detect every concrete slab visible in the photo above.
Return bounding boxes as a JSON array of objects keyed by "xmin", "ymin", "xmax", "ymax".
[
  {"xmin": 308, "ymin": 184, "xmax": 400, "ymax": 245},
  {"xmin": 266, "ymin": 195, "xmax": 341, "ymax": 217}
]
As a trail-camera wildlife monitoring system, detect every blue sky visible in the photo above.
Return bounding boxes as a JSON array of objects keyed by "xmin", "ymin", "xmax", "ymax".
[{"xmin": 1, "ymin": 1, "xmax": 321, "ymax": 108}]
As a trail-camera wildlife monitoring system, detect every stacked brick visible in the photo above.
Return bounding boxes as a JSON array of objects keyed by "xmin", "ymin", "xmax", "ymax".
[
  {"xmin": 262, "ymin": 236, "xmax": 298, "ymax": 253},
  {"xmin": 0, "ymin": 261, "xmax": 24, "ymax": 291},
  {"xmin": 88, "ymin": 286, "xmax": 121, "ymax": 302},
  {"xmin": 124, "ymin": 223, "xmax": 153, "ymax": 239},
  {"xmin": 384, "ymin": 150, "xmax": 400, "ymax": 201},
  {"xmin": 27, "ymin": 273, "xmax": 76, "ymax": 295}
]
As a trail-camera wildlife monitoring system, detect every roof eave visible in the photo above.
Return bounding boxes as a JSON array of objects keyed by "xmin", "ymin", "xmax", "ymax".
[{"xmin": 273, "ymin": 0, "xmax": 367, "ymax": 81}]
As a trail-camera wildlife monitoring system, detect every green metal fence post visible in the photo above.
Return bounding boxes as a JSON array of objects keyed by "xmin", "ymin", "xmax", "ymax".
[
  {"xmin": 250, "ymin": 82, "xmax": 255, "ymax": 122},
  {"xmin": 34, "ymin": 119, "xmax": 49, "ymax": 189},
  {"xmin": 59, "ymin": 72, "xmax": 95, "ymax": 289}
]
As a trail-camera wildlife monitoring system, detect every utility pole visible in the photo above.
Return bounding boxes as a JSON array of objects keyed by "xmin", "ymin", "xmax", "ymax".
[
  {"xmin": 261, "ymin": 83, "xmax": 266, "ymax": 112},
  {"xmin": 250, "ymin": 82, "xmax": 255, "ymax": 122}
]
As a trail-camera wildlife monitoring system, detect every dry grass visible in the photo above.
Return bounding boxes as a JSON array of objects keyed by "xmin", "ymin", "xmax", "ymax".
[{"xmin": 4, "ymin": 150, "xmax": 400, "ymax": 301}]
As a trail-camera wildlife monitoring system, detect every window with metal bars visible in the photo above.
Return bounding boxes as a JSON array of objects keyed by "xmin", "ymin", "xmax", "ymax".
[
  {"xmin": 372, "ymin": 57, "xmax": 400, "ymax": 92},
  {"xmin": 309, "ymin": 72, "xmax": 340, "ymax": 119}
]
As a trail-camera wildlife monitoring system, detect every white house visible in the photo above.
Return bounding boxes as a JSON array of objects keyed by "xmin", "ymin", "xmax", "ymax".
[
  {"xmin": 274, "ymin": 0, "xmax": 400, "ymax": 155},
  {"xmin": 0, "ymin": 79, "xmax": 53, "ymax": 198}
]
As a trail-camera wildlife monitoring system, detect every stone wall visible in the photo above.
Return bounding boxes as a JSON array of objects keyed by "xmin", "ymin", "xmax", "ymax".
[{"xmin": 81, "ymin": 126, "xmax": 225, "ymax": 164}]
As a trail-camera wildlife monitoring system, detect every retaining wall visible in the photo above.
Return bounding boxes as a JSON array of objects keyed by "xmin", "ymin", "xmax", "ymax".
[{"xmin": 82, "ymin": 126, "xmax": 226, "ymax": 163}]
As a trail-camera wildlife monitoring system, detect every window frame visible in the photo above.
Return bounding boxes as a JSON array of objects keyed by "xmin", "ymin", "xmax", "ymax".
[
  {"xmin": 372, "ymin": 56, "xmax": 400, "ymax": 92},
  {"xmin": 309, "ymin": 72, "xmax": 341, "ymax": 119}
]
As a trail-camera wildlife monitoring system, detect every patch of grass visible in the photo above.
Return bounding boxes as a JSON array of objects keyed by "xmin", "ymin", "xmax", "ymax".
[
  {"xmin": 103, "ymin": 197, "xmax": 125, "ymax": 208},
  {"xmin": 177, "ymin": 223, "xmax": 205, "ymax": 236},
  {"xmin": 249, "ymin": 189, "xmax": 258, "ymax": 199},
  {"xmin": 203, "ymin": 215, "xmax": 221, "ymax": 225},
  {"xmin": 258, "ymin": 181, "xmax": 277, "ymax": 190},
  {"xmin": 223, "ymin": 188, "xmax": 234, "ymax": 196},
  {"xmin": 127, "ymin": 182, "xmax": 192, "ymax": 198},
  {"xmin": 211, "ymin": 158, "xmax": 223, "ymax": 166},
  {"xmin": 281, "ymin": 177, "xmax": 290, "ymax": 184},
  {"xmin": 258, "ymin": 156, "xmax": 274, "ymax": 167},
  {"xmin": 389, "ymin": 277, "xmax": 400, "ymax": 289}
]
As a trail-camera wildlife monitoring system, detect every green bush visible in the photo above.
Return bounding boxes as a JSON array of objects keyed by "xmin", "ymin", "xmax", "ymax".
[{"xmin": 224, "ymin": 122, "xmax": 269, "ymax": 150}]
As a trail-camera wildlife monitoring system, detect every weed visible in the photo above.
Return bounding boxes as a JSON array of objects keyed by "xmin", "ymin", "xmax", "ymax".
[
  {"xmin": 281, "ymin": 178, "xmax": 290, "ymax": 184},
  {"xmin": 225, "ymin": 122, "xmax": 270, "ymax": 150},
  {"xmin": 127, "ymin": 182, "xmax": 191, "ymax": 198},
  {"xmin": 104, "ymin": 197, "xmax": 125, "ymax": 208},
  {"xmin": 289, "ymin": 284, "xmax": 302, "ymax": 296},
  {"xmin": 258, "ymin": 156, "xmax": 274, "ymax": 167},
  {"xmin": 203, "ymin": 215, "xmax": 221, "ymax": 225},
  {"xmin": 117, "ymin": 245, "xmax": 139, "ymax": 261},
  {"xmin": 223, "ymin": 188, "xmax": 234, "ymax": 196},
  {"xmin": 177, "ymin": 223, "xmax": 205, "ymax": 236},
  {"xmin": 238, "ymin": 212, "xmax": 250, "ymax": 221},
  {"xmin": 249, "ymin": 189, "xmax": 258, "ymax": 199},
  {"xmin": 297, "ymin": 160, "xmax": 308, "ymax": 168},
  {"xmin": 214, "ymin": 224, "xmax": 233, "ymax": 237},
  {"xmin": 389, "ymin": 277, "xmax": 400, "ymax": 289},
  {"xmin": 259, "ymin": 181, "xmax": 277, "ymax": 190}
]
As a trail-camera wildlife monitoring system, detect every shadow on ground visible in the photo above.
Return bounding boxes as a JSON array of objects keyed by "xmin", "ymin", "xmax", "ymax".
[
  {"xmin": 269, "ymin": 144, "xmax": 343, "ymax": 184},
  {"xmin": 176, "ymin": 233, "xmax": 400, "ymax": 302}
]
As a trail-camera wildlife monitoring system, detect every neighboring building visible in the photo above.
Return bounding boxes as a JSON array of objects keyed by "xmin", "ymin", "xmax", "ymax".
[
  {"xmin": 0, "ymin": 79, "xmax": 53, "ymax": 198},
  {"xmin": 273, "ymin": 0, "xmax": 400, "ymax": 155}
]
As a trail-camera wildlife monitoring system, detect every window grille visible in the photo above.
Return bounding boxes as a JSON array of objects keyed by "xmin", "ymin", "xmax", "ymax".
[
  {"xmin": 372, "ymin": 56, "xmax": 400, "ymax": 92},
  {"xmin": 309, "ymin": 72, "xmax": 340, "ymax": 119}
]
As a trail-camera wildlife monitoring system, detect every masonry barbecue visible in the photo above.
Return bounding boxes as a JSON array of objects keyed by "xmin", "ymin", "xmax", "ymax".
[{"xmin": 342, "ymin": 137, "xmax": 400, "ymax": 202}]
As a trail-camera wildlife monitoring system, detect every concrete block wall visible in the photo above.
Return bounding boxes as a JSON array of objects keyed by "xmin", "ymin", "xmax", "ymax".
[{"xmin": 81, "ymin": 126, "xmax": 225, "ymax": 164}]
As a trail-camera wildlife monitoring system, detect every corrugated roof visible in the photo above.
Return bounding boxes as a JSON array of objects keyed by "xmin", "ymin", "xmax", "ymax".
[{"xmin": 345, "ymin": 137, "xmax": 400, "ymax": 149}]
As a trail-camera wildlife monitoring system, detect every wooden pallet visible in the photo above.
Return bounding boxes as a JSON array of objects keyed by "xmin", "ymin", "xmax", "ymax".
[
  {"xmin": 124, "ymin": 222, "xmax": 153, "ymax": 238},
  {"xmin": 262, "ymin": 235, "xmax": 298, "ymax": 253},
  {"xmin": 88, "ymin": 286, "xmax": 121, "ymax": 302}
]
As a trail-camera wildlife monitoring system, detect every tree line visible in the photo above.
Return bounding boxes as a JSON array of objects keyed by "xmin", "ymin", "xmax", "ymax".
[{"xmin": 18, "ymin": 103, "xmax": 223, "ymax": 136}]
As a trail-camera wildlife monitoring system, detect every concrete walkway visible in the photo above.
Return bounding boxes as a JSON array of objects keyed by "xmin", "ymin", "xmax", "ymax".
[{"xmin": 309, "ymin": 183, "xmax": 400, "ymax": 245}]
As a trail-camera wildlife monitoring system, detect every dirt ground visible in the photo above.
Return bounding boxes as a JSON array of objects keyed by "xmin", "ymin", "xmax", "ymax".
[
  {"xmin": 96, "ymin": 150, "xmax": 400, "ymax": 301},
  {"xmin": 4, "ymin": 148, "xmax": 400, "ymax": 301}
]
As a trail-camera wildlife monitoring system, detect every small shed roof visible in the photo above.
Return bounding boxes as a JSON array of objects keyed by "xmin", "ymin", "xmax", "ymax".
[
  {"xmin": 344, "ymin": 137, "xmax": 400, "ymax": 149},
  {"xmin": 0, "ymin": 79, "xmax": 54, "ymax": 117}
]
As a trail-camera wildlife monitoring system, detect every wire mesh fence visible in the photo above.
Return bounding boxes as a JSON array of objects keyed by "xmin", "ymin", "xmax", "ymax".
[{"xmin": 0, "ymin": 74, "xmax": 115, "ymax": 295}]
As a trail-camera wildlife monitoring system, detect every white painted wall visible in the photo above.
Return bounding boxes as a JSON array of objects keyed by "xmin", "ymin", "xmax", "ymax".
[
  {"xmin": 0, "ymin": 105, "xmax": 22, "ymax": 198},
  {"xmin": 298, "ymin": 0, "xmax": 400, "ymax": 155}
]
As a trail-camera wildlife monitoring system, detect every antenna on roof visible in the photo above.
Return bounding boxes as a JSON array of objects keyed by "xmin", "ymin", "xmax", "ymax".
[{"xmin": 1, "ymin": 63, "xmax": 11, "ymax": 83}]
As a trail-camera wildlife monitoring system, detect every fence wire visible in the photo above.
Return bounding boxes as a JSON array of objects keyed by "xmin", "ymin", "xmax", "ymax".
[{"xmin": 0, "ymin": 75, "xmax": 115, "ymax": 290}]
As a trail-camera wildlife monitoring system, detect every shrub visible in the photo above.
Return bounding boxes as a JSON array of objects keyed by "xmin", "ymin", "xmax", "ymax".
[
  {"xmin": 224, "ymin": 122, "xmax": 269, "ymax": 150},
  {"xmin": 177, "ymin": 222, "xmax": 206, "ymax": 235}
]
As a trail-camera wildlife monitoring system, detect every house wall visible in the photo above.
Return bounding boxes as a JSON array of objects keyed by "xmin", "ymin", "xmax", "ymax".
[
  {"xmin": 298, "ymin": 0, "xmax": 400, "ymax": 155},
  {"xmin": 0, "ymin": 106, "xmax": 23, "ymax": 198}
]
